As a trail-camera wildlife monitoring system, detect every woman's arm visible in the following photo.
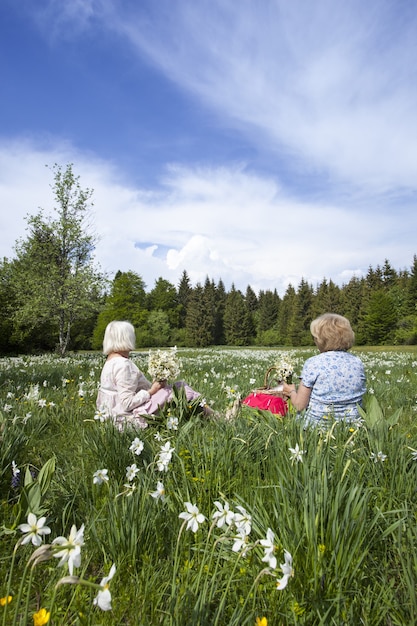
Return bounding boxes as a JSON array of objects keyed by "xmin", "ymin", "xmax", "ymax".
[
  {"xmin": 282, "ymin": 381, "xmax": 311, "ymax": 411},
  {"xmin": 114, "ymin": 361, "xmax": 163, "ymax": 412}
]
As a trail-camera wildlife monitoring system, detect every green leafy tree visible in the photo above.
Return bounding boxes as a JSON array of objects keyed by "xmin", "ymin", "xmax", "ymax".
[
  {"xmin": 10, "ymin": 164, "xmax": 105, "ymax": 355},
  {"xmin": 144, "ymin": 310, "xmax": 171, "ymax": 347},
  {"xmin": 0, "ymin": 258, "xmax": 20, "ymax": 353},
  {"xmin": 147, "ymin": 277, "xmax": 179, "ymax": 327},
  {"xmin": 92, "ymin": 270, "xmax": 148, "ymax": 349}
]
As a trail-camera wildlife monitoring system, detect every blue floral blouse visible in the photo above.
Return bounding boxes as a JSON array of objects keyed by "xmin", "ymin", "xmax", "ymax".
[{"xmin": 301, "ymin": 350, "xmax": 366, "ymax": 424}]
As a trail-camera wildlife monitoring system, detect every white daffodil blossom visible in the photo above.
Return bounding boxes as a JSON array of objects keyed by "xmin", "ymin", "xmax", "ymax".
[
  {"xmin": 232, "ymin": 529, "xmax": 250, "ymax": 557},
  {"xmin": 179, "ymin": 502, "xmax": 206, "ymax": 533},
  {"xmin": 125, "ymin": 464, "xmax": 140, "ymax": 482},
  {"xmin": 94, "ymin": 408, "xmax": 109, "ymax": 422},
  {"xmin": 167, "ymin": 416, "xmax": 179, "ymax": 430},
  {"xmin": 233, "ymin": 505, "xmax": 252, "ymax": 536},
  {"xmin": 212, "ymin": 500, "xmax": 235, "ymax": 528},
  {"xmin": 18, "ymin": 512, "xmax": 51, "ymax": 546},
  {"xmin": 370, "ymin": 451, "xmax": 387, "ymax": 463},
  {"xmin": 11, "ymin": 460, "xmax": 20, "ymax": 477},
  {"xmin": 129, "ymin": 437, "xmax": 144, "ymax": 455},
  {"xmin": 93, "ymin": 469, "xmax": 109, "ymax": 485},
  {"xmin": 260, "ymin": 528, "xmax": 277, "ymax": 570},
  {"xmin": 156, "ymin": 441, "xmax": 175, "ymax": 471},
  {"xmin": 289, "ymin": 443, "xmax": 305, "ymax": 464},
  {"xmin": 150, "ymin": 481, "xmax": 165, "ymax": 501},
  {"xmin": 93, "ymin": 563, "xmax": 116, "ymax": 611},
  {"xmin": 52, "ymin": 524, "xmax": 85, "ymax": 575},
  {"xmin": 276, "ymin": 550, "xmax": 294, "ymax": 590}
]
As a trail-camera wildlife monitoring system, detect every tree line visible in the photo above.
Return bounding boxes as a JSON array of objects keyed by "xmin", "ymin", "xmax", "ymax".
[{"xmin": 1, "ymin": 164, "xmax": 416, "ymax": 355}]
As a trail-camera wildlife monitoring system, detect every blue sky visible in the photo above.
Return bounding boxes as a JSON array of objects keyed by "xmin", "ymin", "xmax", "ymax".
[{"xmin": 1, "ymin": 0, "xmax": 417, "ymax": 295}]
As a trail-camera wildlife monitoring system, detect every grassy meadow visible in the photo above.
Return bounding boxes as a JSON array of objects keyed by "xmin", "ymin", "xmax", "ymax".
[{"xmin": 1, "ymin": 347, "xmax": 417, "ymax": 625}]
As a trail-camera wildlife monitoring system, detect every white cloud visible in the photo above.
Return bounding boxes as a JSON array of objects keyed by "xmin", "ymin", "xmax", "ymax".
[
  {"xmin": 1, "ymin": 138, "xmax": 415, "ymax": 296},
  {"xmin": 105, "ymin": 0, "xmax": 417, "ymax": 191}
]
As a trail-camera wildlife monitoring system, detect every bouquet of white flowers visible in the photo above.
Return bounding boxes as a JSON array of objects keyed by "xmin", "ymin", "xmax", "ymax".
[
  {"xmin": 148, "ymin": 347, "xmax": 181, "ymax": 382},
  {"xmin": 274, "ymin": 352, "xmax": 295, "ymax": 383}
]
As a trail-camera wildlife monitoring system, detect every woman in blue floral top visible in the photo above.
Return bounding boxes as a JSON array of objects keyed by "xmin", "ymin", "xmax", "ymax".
[{"xmin": 282, "ymin": 313, "xmax": 366, "ymax": 425}]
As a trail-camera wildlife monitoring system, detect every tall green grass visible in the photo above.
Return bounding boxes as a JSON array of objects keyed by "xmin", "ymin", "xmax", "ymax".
[{"xmin": 1, "ymin": 348, "xmax": 417, "ymax": 624}]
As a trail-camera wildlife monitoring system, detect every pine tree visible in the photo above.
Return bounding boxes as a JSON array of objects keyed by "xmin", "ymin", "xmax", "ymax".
[
  {"xmin": 177, "ymin": 270, "xmax": 192, "ymax": 328},
  {"xmin": 185, "ymin": 284, "xmax": 214, "ymax": 346},
  {"xmin": 362, "ymin": 290, "xmax": 398, "ymax": 345},
  {"xmin": 223, "ymin": 286, "xmax": 253, "ymax": 345}
]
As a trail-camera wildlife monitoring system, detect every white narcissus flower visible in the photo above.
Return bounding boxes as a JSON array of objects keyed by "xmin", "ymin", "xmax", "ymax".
[
  {"xmin": 93, "ymin": 563, "xmax": 116, "ymax": 611},
  {"xmin": 232, "ymin": 529, "xmax": 250, "ymax": 557},
  {"xmin": 289, "ymin": 443, "xmax": 305, "ymax": 463},
  {"xmin": 18, "ymin": 512, "xmax": 51, "ymax": 546},
  {"xmin": 167, "ymin": 416, "xmax": 179, "ymax": 430},
  {"xmin": 370, "ymin": 451, "xmax": 387, "ymax": 463},
  {"xmin": 129, "ymin": 437, "xmax": 144, "ymax": 455},
  {"xmin": 11, "ymin": 460, "xmax": 20, "ymax": 477},
  {"xmin": 125, "ymin": 464, "xmax": 140, "ymax": 482},
  {"xmin": 52, "ymin": 524, "xmax": 85, "ymax": 575},
  {"xmin": 94, "ymin": 408, "xmax": 109, "ymax": 422},
  {"xmin": 150, "ymin": 481, "xmax": 165, "ymax": 501},
  {"xmin": 260, "ymin": 527, "xmax": 277, "ymax": 570},
  {"xmin": 233, "ymin": 505, "xmax": 252, "ymax": 536},
  {"xmin": 179, "ymin": 502, "xmax": 206, "ymax": 533},
  {"xmin": 276, "ymin": 550, "xmax": 294, "ymax": 590},
  {"xmin": 156, "ymin": 441, "xmax": 175, "ymax": 471},
  {"xmin": 212, "ymin": 500, "xmax": 234, "ymax": 528},
  {"xmin": 93, "ymin": 469, "xmax": 109, "ymax": 485}
]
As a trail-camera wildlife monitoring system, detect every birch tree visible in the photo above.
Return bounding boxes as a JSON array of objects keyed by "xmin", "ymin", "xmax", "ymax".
[{"xmin": 11, "ymin": 164, "xmax": 106, "ymax": 355}]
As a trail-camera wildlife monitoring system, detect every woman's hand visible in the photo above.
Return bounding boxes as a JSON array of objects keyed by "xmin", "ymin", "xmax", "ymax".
[
  {"xmin": 149, "ymin": 381, "xmax": 164, "ymax": 395},
  {"xmin": 282, "ymin": 382, "xmax": 296, "ymax": 398},
  {"xmin": 282, "ymin": 381, "xmax": 312, "ymax": 411}
]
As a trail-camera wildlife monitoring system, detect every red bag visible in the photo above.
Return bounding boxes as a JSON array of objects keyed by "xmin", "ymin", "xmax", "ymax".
[{"xmin": 242, "ymin": 392, "xmax": 288, "ymax": 416}]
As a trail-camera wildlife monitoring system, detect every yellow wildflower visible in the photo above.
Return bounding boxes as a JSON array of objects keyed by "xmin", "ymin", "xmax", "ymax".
[
  {"xmin": 33, "ymin": 607, "xmax": 50, "ymax": 625},
  {"xmin": 0, "ymin": 595, "xmax": 12, "ymax": 606},
  {"xmin": 255, "ymin": 618, "xmax": 267, "ymax": 626}
]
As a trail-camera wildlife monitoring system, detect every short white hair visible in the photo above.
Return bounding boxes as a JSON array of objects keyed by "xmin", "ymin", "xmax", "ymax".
[{"xmin": 102, "ymin": 320, "xmax": 136, "ymax": 355}]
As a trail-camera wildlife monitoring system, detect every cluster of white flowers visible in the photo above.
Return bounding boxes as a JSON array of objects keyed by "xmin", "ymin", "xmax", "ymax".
[
  {"xmin": 17, "ymin": 514, "xmax": 115, "ymax": 611},
  {"xmin": 179, "ymin": 500, "xmax": 294, "ymax": 590},
  {"xmin": 156, "ymin": 441, "xmax": 175, "ymax": 471},
  {"xmin": 274, "ymin": 352, "xmax": 296, "ymax": 383},
  {"xmin": 148, "ymin": 347, "xmax": 181, "ymax": 382}
]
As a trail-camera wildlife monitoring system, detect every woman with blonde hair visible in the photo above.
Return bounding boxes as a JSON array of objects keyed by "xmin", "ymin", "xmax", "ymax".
[
  {"xmin": 96, "ymin": 320, "xmax": 205, "ymax": 429},
  {"xmin": 282, "ymin": 313, "xmax": 366, "ymax": 425}
]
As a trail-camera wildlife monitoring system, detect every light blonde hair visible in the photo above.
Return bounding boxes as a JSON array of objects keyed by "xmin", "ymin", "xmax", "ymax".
[
  {"xmin": 310, "ymin": 313, "xmax": 355, "ymax": 352},
  {"xmin": 102, "ymin": 320, "xmax": 136, "ymax": 355}
]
